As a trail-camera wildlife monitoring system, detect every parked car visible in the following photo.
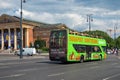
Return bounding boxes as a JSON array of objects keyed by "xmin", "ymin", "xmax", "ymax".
[{"xmin": 15, "ymin": 48, "xmax": 36, "ymax": 56}]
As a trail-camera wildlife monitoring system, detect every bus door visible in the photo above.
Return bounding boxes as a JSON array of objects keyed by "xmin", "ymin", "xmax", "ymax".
[{"xmin": 86, "ymin": 46, "xmax": 92, "ymax": 59}]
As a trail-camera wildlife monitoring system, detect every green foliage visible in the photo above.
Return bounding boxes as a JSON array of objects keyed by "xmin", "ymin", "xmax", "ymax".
[
  {"xmin": 34, "ymin": 39, "xmax": 46, "ymax": 49},
  {"xmin": 115, "ymin": 36, "xmax": 120, "ymax": 48},
  {"xmin": 42, "ymin": 47, "xmax": 49, "ymax": 51},
  {"xmin": 29, "ymin": 42, "xmax": 33, "ymax": 48},
  {"xmin": 83, "ymin": 30, "xmax": 115, "ymax": 48}
]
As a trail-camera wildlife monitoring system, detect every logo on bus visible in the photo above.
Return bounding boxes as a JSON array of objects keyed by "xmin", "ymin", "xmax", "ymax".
[{"xmin": 69, "ymin": 36, "xmax": 98, "ymax": 44}]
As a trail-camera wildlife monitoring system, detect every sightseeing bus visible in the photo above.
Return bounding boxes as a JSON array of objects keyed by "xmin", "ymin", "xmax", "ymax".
[{"xmin": 49, "ymin": 29, "xmax": 107, "ymax": 63}]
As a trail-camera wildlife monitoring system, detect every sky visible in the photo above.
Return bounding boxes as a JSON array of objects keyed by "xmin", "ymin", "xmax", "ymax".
[{"xmin": 0, "ymin": 0, "xmax": 120, "ymax": 38}]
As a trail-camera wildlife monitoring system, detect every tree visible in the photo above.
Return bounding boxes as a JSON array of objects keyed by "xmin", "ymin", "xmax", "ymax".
[
  {"xmin": 115, "ymin": 36, "xmax": 120, "ymax": 48},
  {"xmin": 83, "ymin": 30, "xmax": 114, "ymax": 48},
  {"xmin": 34, "ymin": 39, "xmax": 46, "ymax": 49}
]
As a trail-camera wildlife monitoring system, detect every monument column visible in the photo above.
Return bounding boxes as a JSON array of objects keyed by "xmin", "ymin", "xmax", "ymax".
[
  {"xmin": 14, "ymin": 28, "xmax": 17, "ymax": 50},
  {"xmin": 1, "ymin": 29, "xmax": 4, "ymax": 50}
]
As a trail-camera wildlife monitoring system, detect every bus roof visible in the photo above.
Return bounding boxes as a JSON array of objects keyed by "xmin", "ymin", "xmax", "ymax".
[{"xmin": 51, "ymin": 29, "xmax": 106, "ymax": 46}]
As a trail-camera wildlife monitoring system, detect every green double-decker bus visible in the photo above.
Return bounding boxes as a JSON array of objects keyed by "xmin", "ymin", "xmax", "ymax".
[{"xmin": 49, "ymin": 29, "xmax": 107, "ymax": 63}]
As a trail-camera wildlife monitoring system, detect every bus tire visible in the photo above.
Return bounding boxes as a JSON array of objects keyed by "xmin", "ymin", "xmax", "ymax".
[
  {"xmin": 80, "ymin": 56, "xmax": 84, "ymax": 63},
  {"xmin": 99, "ymin": 55, "xmax": 102, "ymax": 61}
]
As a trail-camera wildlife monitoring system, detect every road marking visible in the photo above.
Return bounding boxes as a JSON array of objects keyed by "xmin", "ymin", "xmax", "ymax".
[
  {"xmin": 115, "ymin": 66, "xmax": 120, "ymax": 68},
  {"xmin": 0, "ymin": 66, "xmax": 10, "ymax": 69},
  {"xmin": 103, "ymin": 73, "xmax": 120, "ymax": 80},
  {"xmin": 48, "ymin": 72, "xmax": 64, "ymax": 77},
  {"xmin": 0, "ymin": 73, "xmax": 25, "ymax": 79},
  {"xmin": 111, "ymin": 63, "xmax": 118, "ymax": 65},
  {"xmin": 0, "ymin": 61, "xmax": 36, "ymax": 66},
  {"xmin": 89, "ymin": 66, "xmax": 100, "ymax": 69},
  {"xmin": 86, "ymin": 62, "xmax": 98, "ymax": 65},
  {"xmin": 0, "ymin": 63, "xmax": 5, "ymax": 66},
  {"xmin": 48, "ymin": 65, "xmax": 100, "ymax": 77},
  {"xmin": 18, "ymin": 68, "xmax": 38, "ymax": 72}
]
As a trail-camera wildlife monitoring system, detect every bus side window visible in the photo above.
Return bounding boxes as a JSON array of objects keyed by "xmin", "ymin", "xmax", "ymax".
[{"xmin": 73, "ymin": 44, "xmax": 86, "ymax": 53}]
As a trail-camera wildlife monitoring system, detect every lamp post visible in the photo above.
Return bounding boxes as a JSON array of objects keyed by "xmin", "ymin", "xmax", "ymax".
[
  {"xmin": 20, "ymin": 0, "xmax": 26, "ymax": 59},
  {"xmin": 114, "ymin": 25, "xmax": 117, "ymax": 48},
  {"xmin": 87, "ymin": 14, "xmax": 93, "ymax": 32}
]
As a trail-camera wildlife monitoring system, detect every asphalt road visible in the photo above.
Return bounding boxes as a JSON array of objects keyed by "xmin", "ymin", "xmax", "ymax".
[{"xmin": 0, "ymin": 55, "xmax": 120, "ymax": 80}]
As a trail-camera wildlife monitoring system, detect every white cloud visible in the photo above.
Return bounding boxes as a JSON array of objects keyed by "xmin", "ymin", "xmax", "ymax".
[
  {"xmin": 0, "ymin": 0, "xmax": 18, "ymax": 9},
  {"xmin": 15, "ymin": 9, "xmax": 56, "ymax": 23},
  {"xmin": 55, "ymin": 13, "xmax": 85, "ymax": 27},
  {"xmin": 92, "ymin": 19, "xmax": 108, "ymax": 30},
  {"xmin": 103, "ymin": 10, "xmax": 120, "ymax": 16},
  {"xmin": 15, "ymin": 8, "xmax": 120, "ymax": 35},
  {"xmin": 0, "ymin": 2, "xmax": 11, "ymax": 8},
  {"xmin": 15, "ymin": 9, "xmax": 85, "ymax": 28},
  {"xmin": 0, "ymin": 0, "xmax": 120, "ymax": 37}
]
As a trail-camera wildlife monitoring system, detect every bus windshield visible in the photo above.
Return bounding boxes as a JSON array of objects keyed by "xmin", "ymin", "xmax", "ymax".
[
  {"xmin": 50, "ymin": 30, "xmax": 67, "ymax": 48},
  {"xmin": 102, "ymin": 46, "xmax": 107, "ymax": 53}
]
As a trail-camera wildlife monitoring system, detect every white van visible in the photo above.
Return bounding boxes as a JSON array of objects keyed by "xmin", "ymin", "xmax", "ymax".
[{"xmin": 16, "ymin": 48, "xmax": 36, "ymax": 56}]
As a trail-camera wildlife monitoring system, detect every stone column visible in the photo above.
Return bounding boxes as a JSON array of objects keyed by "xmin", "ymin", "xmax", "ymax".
[
  {"xmin": 8, "ymin": 28, "xmax": 11, "ymax": 48},
  {"xmin": 1, "ymin": 29, "xmax": 4, "ymax": 50},
  {"xmin": 25, "ymin": 28, "xmax": 29, "ymax": 47},
  {"xmin": 14, "ymin": 28, "xmax": 17, "ymax": 50}
]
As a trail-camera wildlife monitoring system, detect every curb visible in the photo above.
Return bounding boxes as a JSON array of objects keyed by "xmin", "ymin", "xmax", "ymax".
[
  {"xmin": 0, "ymin": 53, "xmax": 49, "ymax": 61},
  {"xmin": 39, "ymin": 53, "xmax": 49, "ymax": 56},
  {"xmin": 0, "ymin": 53, "xmax": 49, "ymax": 56},
  {"xmin": 0, "ymin": 55, "xmax": 49, "ymax": 61}
]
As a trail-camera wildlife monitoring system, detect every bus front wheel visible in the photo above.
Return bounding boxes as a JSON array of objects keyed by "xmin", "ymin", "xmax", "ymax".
[
  {"xmin": 99, "ymin": 55, "xmax": 102, "ymax": 61},
  {"xmin": 80, "ymin": 56, "xmax": 84, "ymax": 63}
]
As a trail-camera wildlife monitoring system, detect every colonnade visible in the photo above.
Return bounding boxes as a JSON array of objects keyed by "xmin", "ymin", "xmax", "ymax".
[{"xmin": 0, "ymin": 28, "xmax": 29, "ymax": 50}]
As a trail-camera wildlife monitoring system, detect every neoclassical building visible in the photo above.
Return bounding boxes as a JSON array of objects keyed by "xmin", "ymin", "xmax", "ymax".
[{"xmin": 0, "ymin": 14, "xmax": 67, "ymax": 50}]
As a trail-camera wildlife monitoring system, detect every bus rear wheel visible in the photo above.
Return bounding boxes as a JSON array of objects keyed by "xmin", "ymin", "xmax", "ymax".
[{"xmin": 80, "ymin": 56, "xmax": 84, "ymax": 63}]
